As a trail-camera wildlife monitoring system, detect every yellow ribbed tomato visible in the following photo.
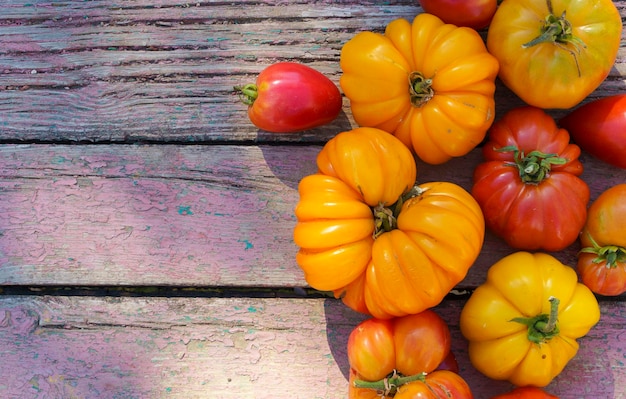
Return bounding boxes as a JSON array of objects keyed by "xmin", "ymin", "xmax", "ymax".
[
  {"xmin": 295, "ymin": 130, "xmax": 484, "ymax": 318},
  {"xmin": 460, "ymin": 252, "xmax": 601, "ymax": 387},
  {"xmin": 487, "ymin": 0, "xmax": 622, "ymax": 109},
  {"xmin": 340, "ymin": 13, "xmax": 499, "ymax": 165}
]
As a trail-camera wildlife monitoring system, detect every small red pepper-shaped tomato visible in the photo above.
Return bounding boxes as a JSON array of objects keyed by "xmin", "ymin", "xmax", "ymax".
[
  {"xmin": 559, "ymin": 94, "xmax": 626, "ymax": 170},
  {"xmin": 234, "ymin": 62, "xmax": 342, "ymax": 133}
]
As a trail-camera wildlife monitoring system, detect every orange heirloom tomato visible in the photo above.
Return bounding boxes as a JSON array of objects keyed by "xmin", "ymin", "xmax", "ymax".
[
  {"xmin": 294, "ymin": 127, "xmax": 416, "ymax": 302},
  {"xmin": 350, "ymin": 368, "xmax": 473, "ymax": 399},
  {"xmin": 393, "ymin": 372, "xmax": 473, "ymax": 399},
  {"xmin": 578, "ymin": 184, "xmax": 626, "ymax": 296},
  {"xmin": 460, "ymin": 252, "xmax": 600, "ymax": 387},
  {"xmin": 340, "ymin": 13, "xmax": 499, "ymax": 165},
  {"xmin": 487, "ymin": 0, "xmax": 622, "ymax": 109},
  {"xmin": 294, "ymin": 128, "xmax": 484, "ymax": 319},
  {"xmin": 348, "ymin": 311, "xmax": 451, "ymax": 384}
]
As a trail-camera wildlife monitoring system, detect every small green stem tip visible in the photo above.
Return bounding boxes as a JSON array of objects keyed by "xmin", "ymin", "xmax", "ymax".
[
  {"xmin": 233, "ymin": 84, "xmax": 258, "ymax": 106},
  {"xmin": 497, "ymin": 145, "xmax": 567, "ymax": 184},
  {"xmin": 579, "ymin": 232, "xmax": 626, "ymax": 268},
  {"xmin": 354, "ymin": 371, "xmax": 426, "ymax": 396},
  {"xmin": 511, "ymin": 296, "xmax": 560, "ymax": 344}
]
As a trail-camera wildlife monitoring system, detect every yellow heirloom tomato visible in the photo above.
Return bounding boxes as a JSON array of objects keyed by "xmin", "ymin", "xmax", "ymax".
[
  {"xmin": 460, "ymin": 252, "xmax": 601, "ymax": 387},
  {"xmin": 340, "ymin": 13, "xmax": 499, "ymax": 165},
  {"xmin": 294, "ymin": 128, "xmax": 484, "ymax": 319},
  {"xmin": 487, "ymin": 0, "xmax": 622, "ymax": 109}
]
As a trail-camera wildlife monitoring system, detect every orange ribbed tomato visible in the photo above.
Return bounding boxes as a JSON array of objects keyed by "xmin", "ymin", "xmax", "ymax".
[
  {"xmin": 294, "ymin": 129, "xmax": 484, "ymax": 318},
  {"xmin": 340, "ymin": 13, "xmax": 499, "ymax": 165}
]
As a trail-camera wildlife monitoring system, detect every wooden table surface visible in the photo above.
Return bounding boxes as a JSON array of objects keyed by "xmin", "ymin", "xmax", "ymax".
[{"xmin": 1, "ymin": 1, "xmax": 624, "ymax": 398}]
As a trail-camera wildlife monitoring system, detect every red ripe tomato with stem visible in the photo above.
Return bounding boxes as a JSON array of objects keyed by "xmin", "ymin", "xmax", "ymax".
[
  {"xmin": 347, "ymin": 310, "xmax": 473, "ymax": 398},
  {"xmin": 577, "ymin": 184, "xmax": 626, "ymax": 296},
  {"xmin": 472, "ymin": 106, "xmax": 590, "ymax": 251}
]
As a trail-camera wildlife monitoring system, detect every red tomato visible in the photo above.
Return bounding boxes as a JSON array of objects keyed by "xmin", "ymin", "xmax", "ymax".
[
  {"xmin": 559, "ymin": 94, "xmax": 626, "ymax": 169},
  {"xmin": 234, "ymin": 62, "xmax": 342, "ymax": 133},
  {"xmin": 349, "ymin": 369, "xmax": 473, "ymax": 399},
  {"xmin": 347, "ymin": 311, "xmax": 451, "ymax": 383},
  {"xmin": 472, "ymin": 107, "xmax": 590, "ymax": 251},
  {"xmin": 394, "ymin": 371, "xmax": 473, "ymax": 399},
  {"xmin": 578, "ymin": 184, "xmax": 626, "ymax": 296},
  {"xmin": 419, "ymin": 0, "xmax": 497, "ymax": 30},
  {"xmin": 490, "ymin": 386, "xmax": 559, "ymax": 399}
]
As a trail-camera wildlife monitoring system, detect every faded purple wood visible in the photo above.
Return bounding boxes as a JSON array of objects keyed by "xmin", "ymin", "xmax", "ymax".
[
  {"xmin": 0, "ymin": 0, "xmax": 624, "ymax": 142},
  {"xmin": 0, "ymin": 1, "xmax": 625, "ymax": 398},
  {"xmin": 1, "ymin": 145, "xmax": 625, "ymax": 288},
  {"xmin": 0, "ymin": 144, "xmax": 315, "ymax": 286},
  {"xmin": 0, "ymin": 296, "xmax": 623, "ymax": 399}
]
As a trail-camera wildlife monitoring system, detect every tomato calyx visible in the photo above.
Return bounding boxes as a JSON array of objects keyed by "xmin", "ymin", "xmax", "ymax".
[
  {"xmin": 579, "ymin": 232, "xmax": 626, "ymax": 269},
  {"xmin": 498, "ymin": 145, "xmax": 567, "ymax": 184},
  {"xmin": 354, "ymin": 369, "xmax": 427, "ymax": 396},
  {"xmin": 521, "ymin": 0, "xmax": 586, "ymax": 76},
  {"xmin": 510, "ymin": 296, "xmax": 561, "ymax": 344},
  {"xmin": 233, "ymin": 84, "xmax": 259, "ymax": 106},
  {"xmin": 373, "ymin": 185, "xmax": 424, "ymax": 238},
  {"xmin": 409, "ymin": 72, "xmax": 434, "ymax": 107}
]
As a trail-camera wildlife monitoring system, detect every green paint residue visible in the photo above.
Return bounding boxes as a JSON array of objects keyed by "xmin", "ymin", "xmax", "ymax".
[
  {"xmin": 206, "ymin": 211, "xmax": 228, "ymax": 217},
  {"xmin": 238, "ymin": 239, "xmax": 253, "ymax": 250},
  {"xmin": 28, "ymin": 375, "xmax": 41, "ymax": 392},
  {"xmin": 51, "ymin": 155, "xmax": 69, "ymax": 164},
  {"xmin": 177, "ymin": 205, "xmax": 193, "ymax": 215}
]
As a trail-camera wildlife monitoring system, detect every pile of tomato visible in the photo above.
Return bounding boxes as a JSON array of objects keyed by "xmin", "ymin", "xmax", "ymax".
[{"xmin": 236, "ymin": 0, "xmax": 625, "ymax": 397}]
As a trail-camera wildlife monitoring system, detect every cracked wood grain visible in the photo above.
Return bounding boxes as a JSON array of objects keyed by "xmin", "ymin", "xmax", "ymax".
[
  {"xmin": 1, "ymin": 1, "xmax": 625, "ymax": 142},
  {"xmin": 2, "ymin": 144, "xmax": 625, "ymax": 287},
  {"xmin": 0, "ymin": 296, "xmax": 623, "ymax": 399}
]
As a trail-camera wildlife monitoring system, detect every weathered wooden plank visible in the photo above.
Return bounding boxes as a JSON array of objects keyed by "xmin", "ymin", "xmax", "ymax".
[
  {"xmin": 0, "ymin": 144, "xmax": 316, "ymax": 286},
  {"xmin": 1, "ymin": 1, "xmax": 625, "ymax": 142},
  {"xmin": 2, "ymin": 144, "xmax": 625, "ymax": 288},
  {"xmin": 0, "ymin": 296, "xmax": 623, "ymax": 399}
]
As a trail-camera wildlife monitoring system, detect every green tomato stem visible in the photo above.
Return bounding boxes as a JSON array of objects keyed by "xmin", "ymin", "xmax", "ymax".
[
  {"xmin": 521, "ymin": 0, "xmax": 586, "ymax": 76},
  {"xmin": 408, "ymin": 72, "xmax": 434, "ymax": 107},
  {"xmin": 497, "ymin": 145, "xmax": 567, "ymax": 184},
  {"xmin": 373, "ymin": 185, "xmax": 426, "ymax": 239},
  {"xmin": 353, "ymin": 371, "xmax": 427, "ymax": 396},
  {"xmin": 233, "ymin": 83, "xmax": 258, "ymax": 106},
  {"xmin": 511, "ymin": 296, "xmax": 560, "ymax": 344},
  {"xmin": 579, "ymin": 232, "xmax": 626, "ymax": 268}
]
